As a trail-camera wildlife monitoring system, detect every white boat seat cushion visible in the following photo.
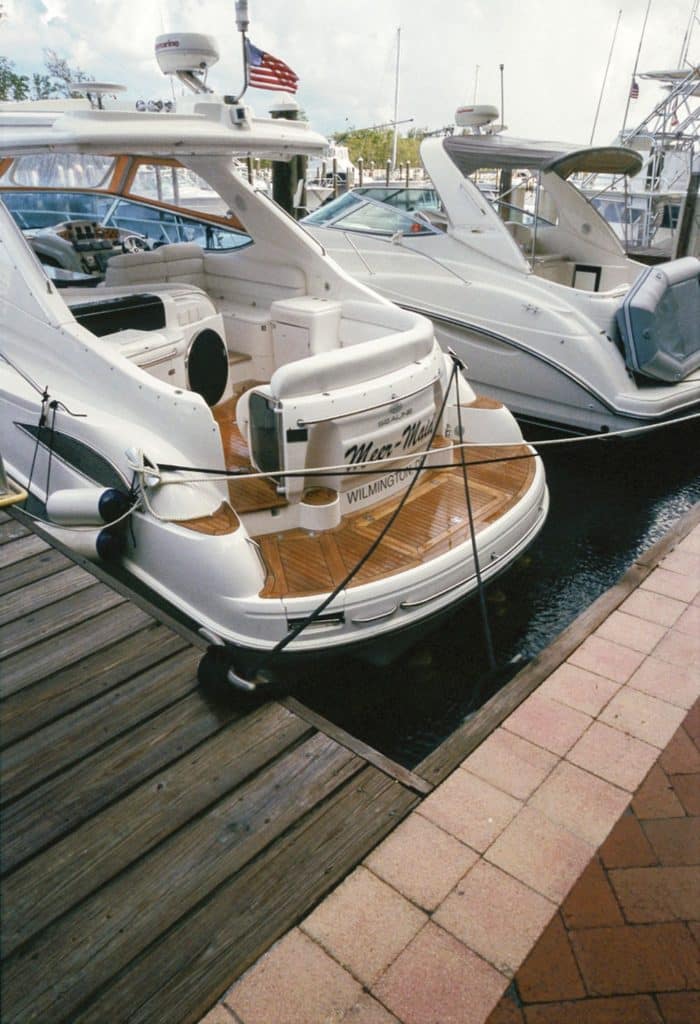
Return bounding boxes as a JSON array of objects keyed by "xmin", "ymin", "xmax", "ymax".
[{"xmin": 105, "ymin": 242, "xmax": 206, "ymax": 288}]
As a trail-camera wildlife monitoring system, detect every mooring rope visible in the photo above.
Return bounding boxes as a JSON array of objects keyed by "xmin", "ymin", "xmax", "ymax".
[{"xmin": 241, "ymin": 359, "xmax": 463, "ymax": 681}]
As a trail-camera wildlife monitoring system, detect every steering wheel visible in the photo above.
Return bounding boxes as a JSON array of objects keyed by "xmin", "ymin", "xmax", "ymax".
[{"xmin": 121, "ymin": 234, "xmax": 151, "ymax": 254}]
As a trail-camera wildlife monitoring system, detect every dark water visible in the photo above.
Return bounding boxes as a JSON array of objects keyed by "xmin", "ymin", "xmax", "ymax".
[{"xmin": 293, "ymin": 419, "xmax": 700, "ymax": 768}]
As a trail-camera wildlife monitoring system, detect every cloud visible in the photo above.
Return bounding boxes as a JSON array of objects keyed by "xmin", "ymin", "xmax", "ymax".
[{"xmin": 1, "ymin": 0, "xmax": 696, "ymax": 146}]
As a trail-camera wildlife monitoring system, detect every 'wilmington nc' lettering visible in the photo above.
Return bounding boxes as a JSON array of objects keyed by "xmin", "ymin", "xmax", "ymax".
[{"xmin": 346, "ymin": 464, "xmax": 418, "ymax": 506}]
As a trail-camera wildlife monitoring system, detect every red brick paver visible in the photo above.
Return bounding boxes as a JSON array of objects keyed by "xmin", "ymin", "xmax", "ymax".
[{"xmin": 487, "ymin": 705, "xmax": 700, "ymax": 1024}]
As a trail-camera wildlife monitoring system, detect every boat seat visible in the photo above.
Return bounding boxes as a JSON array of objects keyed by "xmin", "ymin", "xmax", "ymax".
[{"xmin": 105, "ymin": 242, "xmax": 206, "ymax": 289}]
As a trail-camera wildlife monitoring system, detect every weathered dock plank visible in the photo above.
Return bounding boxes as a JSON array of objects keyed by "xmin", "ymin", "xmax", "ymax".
[
  {"xmin": 0, "ymin": 563, "xmax": 96, "ymax": 626},
  {"xmin": 0, "ymin": 532, "xmax": 46, "ymax": 566},
  {"xmin": 0, "ymin": 581, "xmax": 126, "ymax": 658},
  {"xmin": 0, "ymin": 621, "xmax": 188, "ymax": 747},
  {"xmin": 72, "ymin": 769, "xmax": 418, "ymax": 1024},
  {"xmin": 1, "ymin": 601, "xmax": 153, "ymax": 697},
  {"xmin": 0, "ymin": 517, "xmax": 424, "ymax": 1024},
  {"xmin": 0, "ymin": 518, "xmax": 30, "ymax": 545},
  {"xmin": 1, "ymin": 703, "xmax": 311, "ymax": 958},
  {"xmin": 2, "ymin": 735, "xmax": 363, "ymax": 1024},
  {"xmin": 0, "ymin": 649, "xmax": 201, "ymax": 806},
  {"xmin": 2, "ymin": 675, "xmax": 230, "ymax": 873},
  {"xmin": 0, "ymin": 546, "xmax": 73, "ymax": 595}
]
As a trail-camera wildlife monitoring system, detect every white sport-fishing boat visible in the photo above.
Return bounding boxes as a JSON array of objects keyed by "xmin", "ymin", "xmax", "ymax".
[
  {"xmin": 0, "ymin": 40, "xmax": 548, "ymax": 687},
  {"xmin": 302, "ymin": 108, "xmax": 700, "ymax": 435},
  {"xmin": 582, "ymin": 66, "xmax": 700, "ymax": 261}
]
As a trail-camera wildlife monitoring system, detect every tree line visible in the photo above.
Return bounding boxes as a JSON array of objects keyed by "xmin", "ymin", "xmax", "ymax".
[
  {"xmin": 333, "ymin": 127, "xmax": 428, "ymax": 171},
  {"xmin": 0, "ymin": 50, "xmax": 89, "ymax": 101}
]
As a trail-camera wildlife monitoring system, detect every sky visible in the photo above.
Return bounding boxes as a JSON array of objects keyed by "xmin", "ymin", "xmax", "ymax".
[{"xmin": 1, "ymin": 0, "xmax": 697, "ymax": 147}]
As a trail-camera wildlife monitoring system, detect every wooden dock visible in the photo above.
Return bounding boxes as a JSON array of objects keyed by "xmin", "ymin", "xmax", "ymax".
[
  {"xmin": 0, "ymin": 510, "xmax": 428, "ymax": 1024},
  {"xmin": 2, "ymin": 501, "xmax": 698, "ymax": 1023}
]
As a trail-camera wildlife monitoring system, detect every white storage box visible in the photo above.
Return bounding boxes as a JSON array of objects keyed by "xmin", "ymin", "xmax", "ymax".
[{"xmin": 270, "ymin": 296, "xmax": 342, "ymax": 367}]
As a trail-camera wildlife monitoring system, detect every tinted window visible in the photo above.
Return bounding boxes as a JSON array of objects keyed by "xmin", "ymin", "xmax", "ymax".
[
  {"xmin": 106, "ymin": 199, "xmax": 181, "ymax": 245},
  {"xmin": 2, "ymin": 190, "xmax": 113, "ymax": 229},
  {"xmin": 106, "ymin": 199, "xmax": 251, "ymax": 250}
]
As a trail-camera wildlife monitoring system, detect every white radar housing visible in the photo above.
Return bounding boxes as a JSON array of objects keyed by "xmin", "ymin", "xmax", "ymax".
[
  {"xmin": 455, "ymin": 104, "xmax": 499, "ymax": 128},
  {"xmin": 155, "ymin": 33, "xmax": 220, "ymax": 75}
]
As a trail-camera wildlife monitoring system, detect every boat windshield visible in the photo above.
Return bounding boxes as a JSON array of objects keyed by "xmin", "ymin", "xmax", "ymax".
[
  {"xmin": 1, "ymin": 153, "xmax": 116, "ymax": 189},
  {"xmin": 2, "ymin": 189, "xmax": 252, "ymax": 251},
  {"xmin": 301, "ymin": 192, "xmax": 440, "ymax": 236},
  {"xmin": 352, "ymin": 186, "xmax": 441, "ymax": 212}
]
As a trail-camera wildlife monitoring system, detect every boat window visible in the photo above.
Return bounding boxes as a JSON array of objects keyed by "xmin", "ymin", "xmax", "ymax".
[
  {"xmin": 107, "ymin": 199, "xmax": 180, "ymax": 245},
  {"xmin": 105, "ymin": 198, "xmax": 251, "ymax": 251},
  {"xmin": 2, "ymin": 154, "xmax": 115, "ymax": 189},
  {"xmin": 129, "ymin": 162, "xmax": 229, "ymax": 218},
  {"xmin": 354, "ymin": 186, "xmax": 441, "ymax": 213},
  {"xmin": 661, "ymin": 203, "xmax": 681, "ymax": 229},
  {"xmin": 302, "ymin": 191, "xmax": 366, "ymax": 226},
  {"xmin": 489, "ymin": 199, "xmax": 557, "ymax": 230},
  {"xmin": 1, "ymin": 189, "xmax": 114, "ymax": 229},
  {"xmin": 302, "ymin": 193, "xmax": 436, "ymax": 236}
]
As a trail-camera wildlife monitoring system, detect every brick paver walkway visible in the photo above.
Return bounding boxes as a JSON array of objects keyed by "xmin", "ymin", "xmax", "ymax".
[
  {"xmin": 488, "ymin": 701, "xmax": 700, "ymax": 1024},
  {"xmin": 200, "ymin": 522, "xmax": 700, "ymax": 1024}
]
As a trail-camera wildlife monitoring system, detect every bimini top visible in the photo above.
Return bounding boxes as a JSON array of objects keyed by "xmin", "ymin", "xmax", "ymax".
[
  {"xmin": 0, "ymin": 96, "xmax": 328, "ymax": 161},
  {"xmin": 442, "ymin": 134, "xmax": 643, "ymax": 178}
]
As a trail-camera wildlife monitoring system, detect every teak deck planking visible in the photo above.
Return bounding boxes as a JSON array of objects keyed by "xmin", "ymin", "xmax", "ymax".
[{"xmin": 214, "ymin": 387, "xmax": 536, "ymax": 597}]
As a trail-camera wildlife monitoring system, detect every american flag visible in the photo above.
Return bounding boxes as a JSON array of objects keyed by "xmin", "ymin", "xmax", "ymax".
[
  {"xmin": 245, "ymin": 40, "xmax": 299, "ymax": 93},
  {"xmin": 629, "ymin": 78, "xmax": 640, "ymax": 100}
]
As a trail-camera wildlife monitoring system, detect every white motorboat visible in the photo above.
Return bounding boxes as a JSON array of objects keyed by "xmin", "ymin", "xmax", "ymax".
[
  {"xmin": 302, "ymin": 117, "xmax": 700, "ymax": 434},
  {"xmin": 0, "ymin": 42, "xmax": 548, "ymax": 687}
]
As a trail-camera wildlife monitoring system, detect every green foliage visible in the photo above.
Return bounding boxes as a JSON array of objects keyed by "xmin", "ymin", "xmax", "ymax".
[
  {"xmin": 30, "ymin": 73, "xmax": 56, "ymax": 100},
  {"xmin": 332, "ymin": 127, "xmax": 427, "ymax": 171},
  {"xmin": 43, "ymin": 48, "xmax": 90, "ymax": 97},
  {"xmin": 0, "ymin": 49, "xmax": 91, "ymax": 102},
  {"xmin": 0, "ymin": 55, "xmax": 29, "ymax": 100}
]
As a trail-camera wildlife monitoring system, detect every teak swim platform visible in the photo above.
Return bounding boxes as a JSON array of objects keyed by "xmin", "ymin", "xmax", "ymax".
[
  {"xmin": 2, "ymin": 503, "xmax": 698, "ymax": 1024},
  {"xmin": 215, "ymin": 387, "xmax": 537, "ymax": 598}
]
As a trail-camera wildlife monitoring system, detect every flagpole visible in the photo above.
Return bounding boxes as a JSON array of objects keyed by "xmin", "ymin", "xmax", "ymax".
[
  {"xmin": 235, "ymin": 0, "xmax": 250, "ymax": 101},
  {"xmin": 621, "ymin": 0, "xmax": 653, "ymax": 140}
]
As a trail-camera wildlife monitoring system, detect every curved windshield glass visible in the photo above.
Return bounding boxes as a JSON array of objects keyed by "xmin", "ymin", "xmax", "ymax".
[
  {"xmin": 2, "ymin": 154, "xmax": 115, "ymax": 189},
  {"xmin": 302, "ymin": 192, "xmax": 437, "ymax": 236},
  {"xmin": 1, "ymin": 189, "xmax": 251, "ymax": 251},
  {"xmin": 1, "ymin": 190, "xmax": 113, "ymax": 229},
  {"xmin": 353, "ymin": 186, "xmax": 440, "ymax": 212}
]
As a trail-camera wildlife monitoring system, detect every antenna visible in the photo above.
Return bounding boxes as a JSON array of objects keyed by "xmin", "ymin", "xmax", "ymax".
[
  {"xmin": 234, "ymin": 0, "xmax": 250, "ymax": 101},
  {"xmin": 499, "ymin": 63, "xmax": 505, "ymax": 130},
  {"xmin": 391, "ymin": 26, "xmax": 401, "ymax": 172},
  {"xmin": 68, "ymin": 82, "xmax": 127, "ymax": 110},
  {"xmin": 590, "ymin": 8, "xmax": 622, "ymax": 144},
  {"xmin": 679, "ymin": 0, "xmax": 699, "ymax": 67}
]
